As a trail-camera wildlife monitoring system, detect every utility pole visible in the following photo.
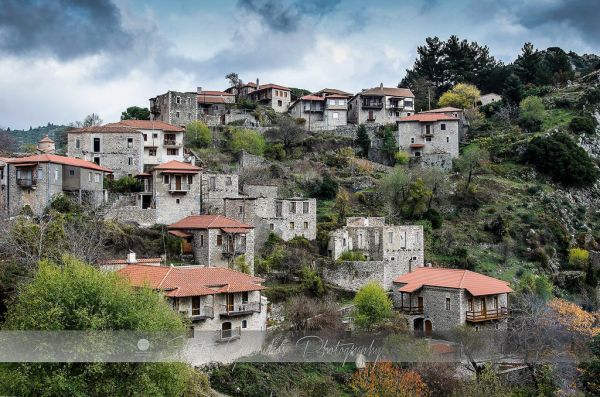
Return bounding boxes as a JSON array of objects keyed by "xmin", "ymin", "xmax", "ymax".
[{"xmin": 428, "ymin": 87, "xmax": 431, "ymax": 110}]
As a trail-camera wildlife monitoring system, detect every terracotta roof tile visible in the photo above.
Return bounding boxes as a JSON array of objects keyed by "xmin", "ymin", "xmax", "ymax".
[
  {"xmin": 360, "ymin": 86, "xmax": 415, "ymax": 98},
  {"xmin": 107, "ymin": 120, "xmax": 185, "ymax": 132},
  {"xmin": 399, "ymin": 113, "xmax": 459, "ymax": 123},
  {"xmin": 118, "ymin": 264, "xmax": 264, "ymax": 297},
  {"xmin": 5, "ymin": 154, "xmax": 112, "ymax": 173},
  {"xmin": 72, "ymin": 125, "xmax": 137, "ymax": 134},
  {"xmin": 393, "ymin": 267, "xmax": 513, "ymax": 296},
  {"xmin": 299, "ymin": 95, "xmax": 325, "ymax": 101},
  {"xmin": 251, "ymin": 83, "xmax": 290, "ymax": 92},
  {"xmin": 101, "ymin": 258, "xmax": 163, "ymax": 265},
  {"xmin": 152, "ymin": 160, "xmax": 200, "ymax": 172},
  {"xmin": 420, "ymin": 107, "xmax": 463, "ymax": 113},
  {"xmin": 198, "ymin": 90, "xmax": 234, "ymax": 96},
  {"xmin": 169, "ymin": 215, "xmax": 253, "ymax": 230}
]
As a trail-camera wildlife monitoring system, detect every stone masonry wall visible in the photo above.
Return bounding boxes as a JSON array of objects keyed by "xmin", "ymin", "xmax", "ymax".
[{"xmin": 322, "ymin": 260, "xmax": 386, "ymax": 292}]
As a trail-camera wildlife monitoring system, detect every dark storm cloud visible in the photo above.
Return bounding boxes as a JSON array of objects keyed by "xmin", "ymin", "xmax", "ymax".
[
  {"xmin": 238, "ymin": 0, "xmax": 341, "ymax": 32},
  {"xmin": 0, "ymin": 0, "xmax": 133, "ymax": 59},
  {"xmin": 517, "ymin": 0, "xmax": 600, "ymax": 40}
]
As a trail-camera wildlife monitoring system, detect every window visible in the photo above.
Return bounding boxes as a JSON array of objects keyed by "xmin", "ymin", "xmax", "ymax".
[
  {"xmin": 289, "ymin": 222, "xmax": 294, "ymax": 229},
  {"xmin": 332, "ymin": 112, "xmax": 339, "ymax": 119},
  {"xmin": 269, "ymin": 223, "xmax": 274, "ymax": 230},
  {"xmin": 187, "ymin": 97, "xmax": 191, "ymax": 105},
  {"xmin": 175, "ymin": 111, "xmax": 180, "ymax": 118},
  {"xmin": 304, "ymin": 222, "xmax": 308, "ymax": 229},
  {"xmin": 167, "ymin": 148, "xmax": 179, "ymax": 156},
  {"xmin": 209, "ymin": 176, "xmax": 216, "ymax": 190},
  {"xmin": 175, "ymin": 199, "xmax": 180, "ymax": 204},
  {"xmin": 225, "ymin": 177, "xmax": 232, "ymax": 186},
  {"xmin": 191, "ymin": 296, "xmax": 200, "ymax": 316},
  {"xmin": 54, "ymin": 167, "xmax": 59, "ymax": 181},
  {"xmin": 410, "ymin": 137, "xmax": 415, "ymax": 143},
  {"xmin": 37, "ymin": 167, "xmax": 43, "ymax": 180},
  {"xmin": 493, "ymin": 296, "xmax": 498, "ymax": 309},
  {"xmin": 446, "ymin": 136, "xmax": 450, "ymax": 143},
  {"xmin": 149, "ymin": 148, "xmax": 157, "ymax": 156},
  {"xmin": 143, "ymin": 134, "xmax": 147, "ymax": 141},
  {"xmin": 495, "ymin": 323, "xmax": 499, "ymax": 330},
  {"xmin": 127, "ymin": 137, "xmax": 133, "ymax": 148},
  {"xmin": 217, "ymin": 235, "xmax": 223, "ymax": 246},
  {"xmin": 241, "ymin": 320, "xmax": 248, "ymax": 329},
  {"xmin": 75, "ymin": 139, "xmax": 80, "ymax": 149},
  {"xmin": 188, "ymin": 175, "xmax": 193, "ymax": 185},
  {"xmin": 239, "ymin": 205, "xmax": 244, "ymax": 214},
  {"xmin": 388, "ymin": 231, "xmax": 393, "ymax": 243},
  {"xmin": 284, "ymin": 91, "xmax": 288, "ymax": 97},
  {"xmin": 93, "ymin": 137, "xmax": 100, "ymax": 152},
  {"xmin": 69, "ymin": 169, "xmax": 75, "ymax": 176},
  {"xmin": 425, "ymin": 137, "xmax": 432, "ymax": 142},
  {"xmin": 468, "ymin": 299, "xmax": 474, "ymax": 312},
  {"xmin": 164, "ymin": 175, "xmax": 170, "ymax": 184},
  {"xmin": 440, "ymin": 123, "xmax": 446, "ymax": 131},
  {"xmin": 242, "ymin": 291, "xmax": 249, "ymax": 303},
  {"xmin": 303, "ymin": 201, "xmax": 309, "ymax": 213},
  {"xmin": 475, "ymin": 326, "xmax": 479, "ymax": 332},
  {"xmin": 290, "ymin": 202, "xmax": 296, "ymax": 213},
  {"xmin": 277, "ymin": 100, "xmax": 282, "ymax": 106},
  {"xmin": 88, "ymin": 172, "xmax": 92, "ymax": 182},
  {"xmin": 446, "ymin": 298, "xmax": 451, "ymax": 311},
  {"xmin": 93, "ymin": 157, "xmax": 100, "ymax": 165},
  {"xmin": 94, "ymin": 173, "xmax": 100, "ymax": 183},
  {"xmin": 176, "ymin": 96, "xmax": 181, "ymax": 104},
  {"xmin": 198, "ymin": 234, "xmax": 204, "ymax": 247},
  {"xmin": 128, "ymin": 157, "xmax": 133, "ymax": 166},
  {"xmin": 153, "ymin": 133, "xmax": 158, "ymax": 139}
]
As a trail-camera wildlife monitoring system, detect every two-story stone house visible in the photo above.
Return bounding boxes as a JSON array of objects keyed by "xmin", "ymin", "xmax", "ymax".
[
  {"xmin": 223, "ymin": 184, "xmax": 317, "ymax": 247},
  {"xmin": 149, "ymin": 90, "xmax": 198, "ymax": 126},
  {"xmin": 397, "ymin": 113, "xmax": 460, "ymax": 160},
  {"xmin": 197, "ymin": 90, "xmax": 235, "ymax": 116},
  {"xmin": 288, "ymin": 94, "xmax": 348, "ymax": 131},
  {"xmin": 168, "ymin": 215, "xmax": 255, "ymax": 274},
  {"xmin": 324, "ymin": 217, "xmax": 424, "ymax": 290},
  {"xmin": 419, "ymin": 107, "xmax": 468, "ymax": 143},
  {"xmin": 247, "ymin": 83, "xmax": 291, "ymax": 113},
  {"xmin": 348, "ymin": 85, "xmax": 415, "ymax": 125},
  {"xmin": 393, "ymin": 267, "xmax": 512, "ymax": 336},
  {"xmin": 105, "ymin": 120, "xmax": 186, "ymax": 169},
  {"xmin": 117, "ymin": 263, "xmax": 267, "ymax": 351},
  {"xmin": 2, "ymin": 153, "xmax": 111, "ymax": 216}
]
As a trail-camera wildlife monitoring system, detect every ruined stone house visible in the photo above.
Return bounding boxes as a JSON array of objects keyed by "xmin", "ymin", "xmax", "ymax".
[
  {"xmin": 168, "ymin": 214, "xmax": 256, "ymax": 275},
  {"xmin": 348, "ymin": 85, "xmax": 415, "ymax": 125},
  {"xmin": 392, "ymin": 267, "xmax": 512, "ymax": 335},
  {"xmin": 149, "ymin": 90, "xmax": 198, "ymax": 126}
]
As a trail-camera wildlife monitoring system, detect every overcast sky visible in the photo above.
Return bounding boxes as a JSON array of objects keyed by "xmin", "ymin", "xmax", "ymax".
[{"xmin": 1, "ymin": 0, "xmax": 599, "ymax": 129}]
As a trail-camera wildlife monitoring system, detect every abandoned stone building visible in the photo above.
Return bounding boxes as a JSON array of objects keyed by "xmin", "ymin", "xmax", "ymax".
[
  {"xmin": 246, "ymin": 83, "xmax": 291, "ymax": 113},
  {"xmin": 201, "ymin": 173, "xmax": 240, "ymax": 214},
  {"xmin": 168, "ymin": 214, "xmax": 256, "ymax": 274},
  {"xmin": 419, "ymin": 106, "xmax": 469, "ymax": 143},
  {"xmin": 288, "ymin": 94, "xmax": 348, "ymax": 131},
  {"xmin": 397, "ymin": 113, "xmax": 460, "ymax": 170},
  {"xmin": 1, "ymin": 153, "xmax": 111, "ymax": 216},
  {"xmin": 324, "ymin": 217, "xmax": 424, "ymax": 290},
  {"xmin": 348, "ymin": 85, "xmax": 415, "ymax": 125},
  {"xmin": 105, "ymin": 120, "xmax": 185, "ymax": 168},
  {"xmin": 477, "ymin": 93, "xmax": 502, "ymax": 107},
  {"xmin": 392, "ymin": 267, "xmax": 512, "ymax": 336},
  {"xmin": 223, "ymin": 184, "xmax": 317, "ymax": 247},
  {"xmin": 149, "ymin": 90, "xmax": 198, "ymax": 126},
  {"xmin": 117, "ymin": 263, "xmax": 267, "ymax": 364}
]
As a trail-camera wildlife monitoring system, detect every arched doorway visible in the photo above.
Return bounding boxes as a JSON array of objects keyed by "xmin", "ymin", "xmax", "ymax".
[
  {"xmin": 424, "ymin": 320, "xmax": 433, "ymax": 337},
  {"xmin": 221, "ymin": 321, "xmax": 232, "ymax": 339},
  {"xmin": 413, "ymin": 318, "xmax": 424, "ymax": 337}
]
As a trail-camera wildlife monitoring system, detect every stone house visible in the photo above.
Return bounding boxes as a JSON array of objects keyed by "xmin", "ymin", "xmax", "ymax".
[
  {"xmin": 392, "ymin": 267, "xmax": 512, "ymax": 336},
  {"xmin": 168, "ymin": 215, "xmax": 255, "ymax": 274},
  {"xmin": 247, "ymin": 83, "xmax": 291, "ymax": 113},
  {"xmin": 225, "ymin": 81, "xmax": 257, "ymax": 99},
  {"xmin": 105, "ymin": 120, "xmax": 185, "ymax": 169},
  {"xmin": 67, "ymin": 125, "xmax": 143, "ymax": 179},
  {"xmin": 477, "ymin": 93, "xmax": 502, "ymax": 107},
  {"xmin": 117, "ymin": 263, "xmax": 267, "ymax": 361},
  {"xmin": 2, "ymin": 153, "xmax": 111, "ymax": 216},
  {"xmin": 397, "ymin": 113, "xmax": 460, "ymax": 162},
  {"xmin": 149, "ymin": 90, "xmax": 198, "ymax": 126},
  {"xmin": 201, "ymin": 173, "xmax": 240, "ymax": 214},
  {"xmin": 223, "ymin": 184, "xmax": 317, "ymax": 247},
  {"xmin": 324, "ymin": 217, "xmax": 424, "ymax": 290},
  {"xmin": 197, "ymin": 90, "xmax": 235, "ymax": 116},
  {"xmin": 419, "ymin": 106, "xmax": 469, "ymax": 143},
  {"xmin": 288, "ymin": 94, "xmax": 348, "ymax": 131},
  {"xmin": 0, "ymin": 158, "xmax": 7, "ymax": 217},
  {"xmin": 348, "ymin": 85, "xmax": 415, "ymax": 125}
]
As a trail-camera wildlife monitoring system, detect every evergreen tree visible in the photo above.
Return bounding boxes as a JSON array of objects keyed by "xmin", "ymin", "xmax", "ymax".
[
  {"xmin": 354, "ymin": 124, "xmax": 371, "ymax": 158},
  {"xmin": 502, "ymin": 73, "xmax": 523, "ymax": 104}
]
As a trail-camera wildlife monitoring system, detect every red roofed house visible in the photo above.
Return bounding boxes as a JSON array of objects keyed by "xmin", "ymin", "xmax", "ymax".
[
  {"xmin": 117, "ymin": 263, "xmax": 267, "ymax": 343},
  {"xmin": 348, "ymin": 83, "xmax": 415, "ymax": 125},
  {"xmin": 420, "ymin": 106, "xmax": 469, "ymax": 143},
  {"xmin": 246, "ymin": 79, "xmax": 291, "ymax": 113},
  {"xmin": 2, "ymin": 139, "xmax": 112, "ymax": 216},
  {"xmin": 392, "ymin": 266, "xmax": 512, "ymax": 336},
  {"xmin": 288, "ymin": 89, "xmax": 350, "ymax": 130},
  {"xmin": 397, "ymin": 112, "xmax": 460, "ymax": 169},
  {"xmin": 169, "ymin": 214, "xmax": 256, "ymax": 274}
]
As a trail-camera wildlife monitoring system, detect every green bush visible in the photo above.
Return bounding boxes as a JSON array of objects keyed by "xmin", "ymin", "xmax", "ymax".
[
  {"xmin": 523, "ymin": 132, "xmax": 599, "ymax": 187},
  {"xmin": 264, "ymin": 142, "xmax": 286, "ymax": 160},
  {"xmin": 394, "ymin": 151, "xmax": 409, "ymax": 165},
  {"xmin": 311, "ymin": 175, "xmax": 338, "ymax": 200},
  {"xmin": 228, "ymin": 128, "xmax": 266, "ymax": 156},
  {"xmin": 423, "ymin": 208, "xmax": 443, "ymax": 229},
  {"xmin": 518, "ymin": 96, "xmax": 545, "ymax": 132},
  {"xmin": 105, "ymin": 175, "xmax": 142, "ymax": 193},
  {"xmin": 582, "ymin": 87, "xmax": 600, "ymax": 105},
  {"xmin": 338, "ymin": 250, "xmax": 367, "ymax": 261},
  {"xmin": 185, "ymin": 120, "xmax": 212, "ymax": 148},
  {"xmin": 353, "ymin": 282, "xmax": 392, "ymax": 330},
  {"xmin": 300, "ymin": 266, "xmax": 325, "ymax": 297},
  {"xmin": 569, "ymin": 115, "xmax": 598, "ymax": 134}
]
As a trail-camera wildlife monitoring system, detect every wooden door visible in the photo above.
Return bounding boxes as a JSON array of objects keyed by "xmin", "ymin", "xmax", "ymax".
[
  {"xmin": 368, "ymin": 110, "xmax": 374, "ymax": 120},
  {"xmin": 175, "ymin": 175, "xmax": 182, "ymax": 190},
  {"xmin": 226, "ymin": 293, "xmax": 234, "ymax": 312},
  {"xmin": 417, "ymin": 297, "xmax": 424, "ymax": 311},
  {"xmin": 481, "ymin": 298, "xmax": 487, "ymax": 316},
  {"xmin": 425, "ymin": 320, "xmax": 432, "ymax": 337}
]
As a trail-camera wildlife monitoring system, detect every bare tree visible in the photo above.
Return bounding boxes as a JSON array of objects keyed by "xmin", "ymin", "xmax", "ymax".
[
  {"xmin": 0, "ymin": 129, "xmax": 17, "ymax": 155},
  {"xmin": 283, "ymin": 295, "xmax": 343, "ymax": 332},
  {"xmin": 82, "ymin": 113, "xmax": 103, "ymax": 127}
]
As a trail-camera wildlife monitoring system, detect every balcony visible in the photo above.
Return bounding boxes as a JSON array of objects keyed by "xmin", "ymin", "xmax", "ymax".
[
  {"xmin": 362, "ymin": 102, "xmax": 383, "ymax": 109},
  {"xmin": 304, "ymin": 107, "xmax": 324, "ymax": 113},
  {"xmin": 150, "ymin": 104, "xmax": 160, "ymax": 114},
  {"xmin": 168, "ymin": 182, "xmax": 191, "ymax": 193},
  {"xmin": 17, "ymin": 178, "xmax": 36, "ymax": 188},
  {"xmin": 216, "ymin": 327, "xmax": 241, "ymax": 342},
  {"xmin": 219, "ymin": 301, "xmax": 261, "ymax": 317},
  {"xmin": 189, "ymin": 305, "xmax": 214, "ymax": 321},
  {"xmin": 465, "ymin": 307, "xmax": 508, "ymax": 323},
  {"xmin": 388, "ymin": 102, "xmax": 405, "ymax": 110},
  {"xmin": 163, "ymin": 139, "xmax": 182, "ymax": 147},
  {"xmin": 397, "ymin": 306, "xmax": 424, "ymax": 315}
]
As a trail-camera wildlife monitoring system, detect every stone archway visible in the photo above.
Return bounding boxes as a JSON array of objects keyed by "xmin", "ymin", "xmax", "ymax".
[
  {"xmin": 424, "ymin": 320, "xmax": 433, "ymax": 337},
  {"xmin": 413, "ymin": 318, "xmax": 424, "ymax": 337}
]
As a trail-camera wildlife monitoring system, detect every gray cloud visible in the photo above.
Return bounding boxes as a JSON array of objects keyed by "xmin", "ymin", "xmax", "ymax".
[
  {"xmin": 238, "ymin": 0, "xmax": 341, "ymax": 32},
  {"xmin": 0, "ymin": 0, "xmax": 135, "ymax": 59}
]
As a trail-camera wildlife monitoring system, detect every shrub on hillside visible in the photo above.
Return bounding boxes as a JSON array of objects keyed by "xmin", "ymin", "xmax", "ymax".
[
  {"xmin": 581, "ymin": 87, "xmax": 600, "ymax": 105},
  {"xmin": 105, "ymin": 175, "xmax": 142, "ymax": 193},
  {"xmin": 569, "ymin": 115, "xmax": 598, "ymax": 134},
  {"xmin": 185, "ymin": 120, "xmax": 212, "ymax": 148},
  {"xmin": 522, "ymin": 132, "xmax": 599, "ymax": 187},
  {"xmin": 338, "ymin": 250, "xmax": 367, "ymax": 261},
  {"xmin": 424, "ymin": 208, "xmax": 443, "ymax": 229},
  {"xmin": 264, "ymin": 142, "xmax": 286, "ymax": 160},
  {"xmin": 568, "ymin": 248, "xmax": 590, "ymax": 269},
  {"xmin": 518, "ymin": 96, "xmax": 545, "ymax": 132},
  {"xmin": 353, "ymin": 282, "xmax": 392, "ymax": 330},
  {"xmin": 309, "ymin": 175, "xmax": 338, "ymax": 200},
  {"xmin": 228, "ymin": 128, "xmax": 266, "ymax": 156}
]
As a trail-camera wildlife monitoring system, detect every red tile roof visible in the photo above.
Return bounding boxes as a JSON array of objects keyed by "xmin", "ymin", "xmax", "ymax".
[
  {"xmin": 314, "ymin": 88, "xmax": 353, "ymax": 97},
  {"xmin": 5, "ymin": 154, "xmax": 112, "ymax": 173},
  {"xmin": 393, "ymin": 267, "xmax": 513, "ymax": 296},
  {"xmin": 168, "ymin": 230, "xmax": 193, "ymax": 238},
  {"xmin": 198, "ymin": 90, "xmax": 234, "ymax": 96},
  {"xmin": 73, "ymin": 125, "xmax": 138, "ymax": 134},
  {"xmin": 420, "ymin": 107, "xmax": 463, "ymax": 113},
  {"xmin": 252, "ymin": 83, "xmax": 290, "ymax": 92},
  {"xmin": 198, "ymin": 96, "xmax": 226, "ymax": 104},
  {"xmin": 118, "ymin": 264, "xmax": 264, "ymax": 297},
  {"xmin": 107, "ymin": 120, "xmax": 185, "ymax": 132},
  {"xmin": 169, "ymin": 215, "xmax": 253, "ymax": 231},
  {"xmin": 152, "ymin": 160, "xmax": 200, "ymax": 173},
  {"xmin": 101, "ymin": 258, "xmax": 163, "ymax": 265},
  {"xmin": 399, "ymin": 113, "xmax": 459, "ymax": 123},
  {"xmin": 299, "ymin": 95, "xmax": 325, "ymax": 101},
  {"xmin": 360, "ymin": 86, "xmax": 415, "ymax": 98}
]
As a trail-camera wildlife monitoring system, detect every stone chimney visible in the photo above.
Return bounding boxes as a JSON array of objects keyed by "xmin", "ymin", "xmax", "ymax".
[
  {"xmin": 197, "ymin": 86, "xmax": 202, "ymax": 94},
  {"xmin": 36, "ymin": 135, "xmax": 55, "ymax": 154},
  {"xmin": 380, "ymin": 82, "xmax": 383, "ymax": 89},
  {"xmin": 126, "ymin": 252, "xmax": 137, "ymax": 264},
  {"xmin": 256, "ymin": 78, "xmax": 260, "ymax": 90}
]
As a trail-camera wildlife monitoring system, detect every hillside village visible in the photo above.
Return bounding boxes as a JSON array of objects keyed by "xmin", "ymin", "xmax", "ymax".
[{"xmin": 1, "ymin": 37, "xmax": 600, "ymax": 396}]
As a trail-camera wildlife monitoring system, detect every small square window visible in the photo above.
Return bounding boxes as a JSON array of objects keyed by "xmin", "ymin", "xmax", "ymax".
[
  {"xmin": 176, "ymin": 111, "xmax": 180, "ymax": 118},
  {"xmin": 225, "ymin": 177, "xmax": 232, "ymax": 186},
  {"xmin": 441, "ymin": 123, "xmax": 446, "ymax": 131},
  {"xmin": 175, "ymin": 199, "xmax": 180, "ymax": 204},
  {"xmin": 289, "ymin": 222, "xmax": 294, "ymax": 229},
  {"xmin": 242, "ymin": 320, "xmax": 248, "ymax": 329},
  {"xmin": 127, "ymin": 138, "xmax": 133, "ymax": 148},
  {"xmin": 304, "ymin": 222, "xmax": 308, "ymax": 229},
  {"xmin": 75, "ymin": 139, "xmax": 80, "ymax": 149},
  {"xmin": 446, "ymin": 136, "xmax": 450, "ymax": 143},
  {"xmin": 425, "ymin": 137, "xmax": 432, "ymax": 142},
  {"xmin": 69, "ymin": 170, "xmax": 75, "ymax": 176},
  {"xmin": 270, "ymin": 223, "xmax": 274, "ymax": 230},
  {"xmin": 277, "ymin": 100, "xmax": 282, "ymax": 106},
  {"xmin": 128, "ymin": 157, "xmax": 133, "ymax": 165},
  {"xmin": 239, "ymin": 206, "xmax": 244, "ymax": 214},
  {"xmin": 143, "ymin": 134, "xmax": 147, "ymax": 141},
  {"xmin": 303, "ymin": 202, "xmax": 309, "ymax": 213},
  {"xmin": 446, "ymin": 298, "xmax": 451, "ymax": 311},
  {"xmin": 176, "ymin": 96, "xmax": 181, "ymax": 104},
  {"xmin": 410, "ymin": 137, "xmax": 415, "ymax": 143},
  {"xmin": 153, "ymin": 133, "xmax": 158, "ymax": 139},
  {"xmin": 217, "ymin": 235, "xmax": 223, "ymax": 246},
  {"xmin": 164, "ymin": 175, "xmax": 170, "ymax": 184},
  {"xmin": 149, "ymin": 148, "xmax": 157, "ymax": 156}
]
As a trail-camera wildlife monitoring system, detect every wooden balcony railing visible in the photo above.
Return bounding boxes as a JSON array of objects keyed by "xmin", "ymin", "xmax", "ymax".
[
  {"xmin": 465, "ymin": 307, "xmax": 508, "ymax": 323},
  {"xmin": 219, "ymin": 302, "xmax": 260, "ymax": 317},
  {"xmin": 163, "ymin": 140, "xmax": 181, "ymax": 146},
  {"xmin": 168, "ymin": 183, "xmax": 191, "ymax": 192},
  {"xmin": 216, "ymin": 326, "xmax": 241, "ymax": 342},
  {"xmin": 397, "ymin": 306, "xmax": 424, "ymax": 315},
  {"xmin": 362, "ymin": 102, "xmax": 383, "ymax": 109},
  {"xmin": 190, "ymin": 305, "xmax": 214, "ymax": 321}
]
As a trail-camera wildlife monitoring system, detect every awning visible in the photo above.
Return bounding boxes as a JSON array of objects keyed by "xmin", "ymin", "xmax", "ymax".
[
  {"xmin": 14, "ymin": 163, "xmax": 37, "ymax": 167},
  {"xmin": 221, "ymin": 227, "xmax": 249, "ymax": 234},
  {"xmin": 160, "ymin": 170, "xmax": 198, "ymax": 174},
  {"xmin": 135, "ymin": 172, "xmax": 152, "ymax": 177},
  {"xmin": 409, "ymin": 144, "xmax": 425, "ymax": 149},
  {"xmin": 168, "ymin": 230, "xmax": 193, "ymax": 238}
]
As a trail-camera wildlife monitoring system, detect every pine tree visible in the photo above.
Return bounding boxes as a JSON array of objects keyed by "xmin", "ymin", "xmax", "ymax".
[{"xmin": 354, "ymin": 124, "xmax": 371, "ymax": 158}]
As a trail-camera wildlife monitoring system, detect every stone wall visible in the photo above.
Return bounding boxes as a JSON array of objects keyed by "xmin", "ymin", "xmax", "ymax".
[
  {"xmin": 154, "ymin": 170, "xmax": 202, "ymax": 224},
  {"xmin": 398, "ymin": 119, "xmax": 460, "ymax": 158},
  {"xmin": 591, "ymin": 251, "xmax": 600, "ymax": 270},
  {"xmin": 106, "ymin": 206, "xmax": 157, "ymax": 226},
  {"xmin": 238, "ymin": 151, "xmax": 266, "ymax": 168},
  {"xmin": 191, "ymin": 228, "xmax": 255, "ymax": 274},
  {"xmin": 243, "ymin": 184, "xmax": 278, "ymax": 198},
  {"xmin": 408, "ymin": 153, "xmax": 454, "ymax": 171},
  {"xmin": 322, "ymin": 260, "xmax": 386, "ymax": 292},
  {"xmin": 201, "ymin": 173, "xmax": 240, "ymax": 214}
]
